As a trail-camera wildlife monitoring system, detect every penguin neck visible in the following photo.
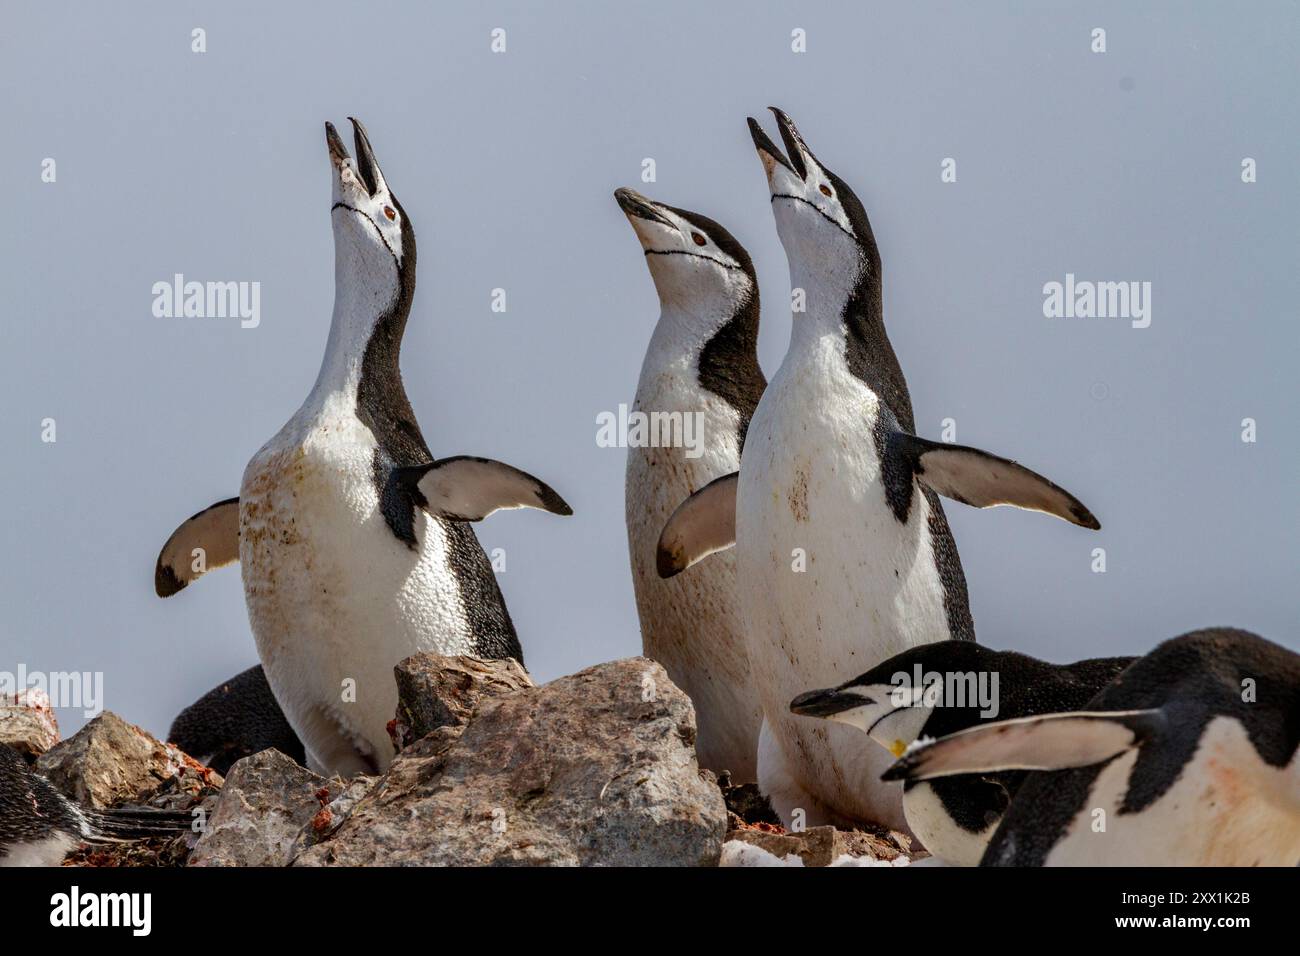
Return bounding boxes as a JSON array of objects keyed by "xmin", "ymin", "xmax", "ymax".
[
  {"xmin": 787, "ymin": 255, "xmax": 914, "ymax": 432},
  {"xmin": 645, "ymin": 290, "xmax": 753, "ymax": 375},
  {"xmin": 309, "ymin": 245, "xmax": 429, "ymax": 463}
]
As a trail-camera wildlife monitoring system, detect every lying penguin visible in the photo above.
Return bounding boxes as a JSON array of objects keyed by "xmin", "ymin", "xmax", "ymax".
[
  {"xmin": 884, "ymin": 628, "xmax": 1300, "ymax": 866},
  {"xmin": 790, "ymin": 641, "xmax": 1133, "ymax": 865},
  {"xmin": 169, "ymin": 665, "xmax": 305, "ymax": 774},
  {"xmin": 0, "ymin": 745, "xmax": 192, "ymax": 867}
]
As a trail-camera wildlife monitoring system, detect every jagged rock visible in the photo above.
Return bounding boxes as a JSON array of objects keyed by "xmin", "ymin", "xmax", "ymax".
[
  {"xmin": 188, "ymin": 749, "xmax": 328, "ymax": 867},
  {"xmin": 389, "ymin": 653, "xmax": 533, "ymax": 751},
  {"xmin": 297, "ymin": 658, "xmax": 726, "ymax": 866},
  {"xmin": 289, "ymin": 774, "xmax": 378, "ymax": 856},
  {"xmin": 0, "ymin": 689, "xmax": 59, "ymax": 756},
  {"xmin": 36, "ymin": 711, "xmax": 221, "ymax": 809}
]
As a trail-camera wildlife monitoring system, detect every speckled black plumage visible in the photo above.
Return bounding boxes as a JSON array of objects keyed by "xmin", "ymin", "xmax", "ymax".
[{"xmin": 168, "ymin": 665, "xmax": 306, "ymax": 774}]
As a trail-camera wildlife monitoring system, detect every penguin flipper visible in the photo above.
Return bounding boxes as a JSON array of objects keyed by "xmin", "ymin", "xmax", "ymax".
[
  {"xmin": 656, "ymin": 472, "xmax": 737, "ymax": 579},
  {"xmin": 397, "ymin": 456, "xmax": 573, "ymax": 522},
  {"xmin": 890, "ymin": 434, "xmax": 1100, "ymax": 530},
  {"xmin": 882, "ymin": 709, "xmax": 1165, "ymax": 782},
  {"xmin": 154, "ymin": 497, "xmax": 240, "ymax": 597}
]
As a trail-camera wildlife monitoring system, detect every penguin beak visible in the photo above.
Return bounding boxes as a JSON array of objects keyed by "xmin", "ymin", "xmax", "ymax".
[
  {"xmin": 325, "ymin": 121, "xmax": 351, "ymax": 169},
  {"xmin": 747, "ymin": 116, "xmax": 800, "ymax": 181},
  {"xmin": 790, "ymin": 686, "xmax": 874, "ymax": 719},
  {"xmin": 349, "ymin": 117, "xmax": 388, "ymax": 198},
  {"xmin": 769, "ymin": 107, "xmax": 813, "ymax": 181},
  {"xmin": 614, "ymin": 187, "xmax": 676, "ymax": 229}
]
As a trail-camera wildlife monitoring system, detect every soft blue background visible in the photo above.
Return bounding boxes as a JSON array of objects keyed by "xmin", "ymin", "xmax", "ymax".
[{"xmin": 2, "ymin": 1, "xmax": 1296, "ymax": 738}]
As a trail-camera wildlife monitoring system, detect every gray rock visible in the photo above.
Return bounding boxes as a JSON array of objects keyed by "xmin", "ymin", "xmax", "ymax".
[
  {"xmin": 389, "ymin": 653, "xmax": 532, "ymax": 752},
  {"xmin": 189, "ymin": 749, "xmax": 328, "ymax": 867},
  {"xmin": 0, "ymin": 689, "xmax": 59, "ymax": 756},
  {"xmin": 289, "ymin": 773, "xmax": 378, "ymax": 856},
  {"xmin": 36, "ymin": 711, "xmax": 220, "ymax": 809},
  {"xmin": 297, "ymin": 657, "xmax": 726, "ymax": 866}
]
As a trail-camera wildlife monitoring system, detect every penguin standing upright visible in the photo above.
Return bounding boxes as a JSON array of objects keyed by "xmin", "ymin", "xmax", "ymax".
[
  {"xmin": 154, "ymin": 120, "xmax": 572, "ymax": 776},
  {"xmin": 659, "ymin": 109, "xmax": 1099, "ymax": 829},
  {"xmin": 615, "ymin": 187, "xmax": 766, "ymax": 780},
  {"xmin": 790, "ymin": 641, "xmax": 1134, "ymax": 864},
  {"xmin": 0, "ymin": 745, "xmax": 191, "ymax": 867},
  {"xmin": 887, "ymin": 628, "xmax": 1300, "ymax": 866}
]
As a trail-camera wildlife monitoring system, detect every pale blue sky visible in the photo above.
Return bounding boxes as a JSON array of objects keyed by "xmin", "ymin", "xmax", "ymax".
[{"xmin": 2, "ymin": 1, "xmax": 1296, "ymax": 738}]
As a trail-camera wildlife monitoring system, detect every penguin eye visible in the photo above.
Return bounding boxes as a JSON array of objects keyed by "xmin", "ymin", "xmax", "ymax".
[
  {"xmin": 691, "ymin": 232, "xmax": 706, "ymax": 246},
  {"xmin": 383, "ymin": 206, "xmax": 397, "ymax": 222},
  {"xmin": 819, "ymin": 184, "xmax": 833, "ymax": 198}
]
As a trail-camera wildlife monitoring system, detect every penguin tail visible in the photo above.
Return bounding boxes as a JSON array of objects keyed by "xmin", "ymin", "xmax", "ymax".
[
  {"xmin": 882, "ymin": 709, "xmax": 1165, "ymax": 782},
  {"xmin": 80, "ymin": 806, "xmax": 196, "ymax": 842}
]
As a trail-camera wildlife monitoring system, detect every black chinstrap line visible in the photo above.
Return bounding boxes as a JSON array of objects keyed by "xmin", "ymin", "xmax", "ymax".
[
  {"xmin": 330, "ymin": 202, "xmax": 399, "ymax": 262},
  {"xmin": 644, "ymin": 249, "xmax": 743, "ymax": 271},
  {"xmin": 770, "ymin": 193, "xmax": 857, "ymax": 242}
]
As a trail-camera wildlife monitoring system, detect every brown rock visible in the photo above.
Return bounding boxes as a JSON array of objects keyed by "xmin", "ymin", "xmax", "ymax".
[
  {"xmin": 298, "ymin": 658, "xmax": 725, "ymax": 866},
  {"xmin": 389, "ymin": 653, "xmax": 532, "ymax": 751},
  {"xmin": 0, "ymin": 688, "xmax": 59, "ymax": 756}
]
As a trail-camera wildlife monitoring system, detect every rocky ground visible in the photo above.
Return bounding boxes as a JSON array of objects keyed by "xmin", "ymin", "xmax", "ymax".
[{"xmin": 3, "ymin": 658, "xmax": 918, "ymax": 867}]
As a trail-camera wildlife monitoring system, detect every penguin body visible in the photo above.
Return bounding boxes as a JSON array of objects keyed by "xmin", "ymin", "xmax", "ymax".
[
  {"xmin": 887, "ymin": 628, "xmax": 1300, "ymax": 866},
  {"xmin": 0, "ymin": 745, "xmax": 190, "ymax": 867},
  {"xmin": 155, "ymin": 120, "xmax": 571, "ymax": 776},
  {"xmin": 168, "ymin": 665, "xmax": 305, "ymax": 774},
  {"xmin": 790, "ymin": 641, "xmax": 1134, "ymax": 863},
  {"xmin": 659, "ymin": 109, "xmax": 1098, "ymax": 829},
  {"xmin": 617, "ymin": 188, "xmax": 765, "ymax": 780}
]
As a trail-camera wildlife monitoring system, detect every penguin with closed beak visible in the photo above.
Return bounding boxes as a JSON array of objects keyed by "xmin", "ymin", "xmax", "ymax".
[
  {"xmin": 658, "ymin": 109, "xmax": 1099, "ymax": 830},
  {"xmin": 153, "ymin": 119, "xmax": 572, "ymax": 776},
  {"xmin": 790, "ymin": 641, "xmax": 1134, "ymax": 864},
  {"xmin": 885, "ymin": 628, "xmax": 1300, "ymax": 866},
  {"xmin": 616, "ymin": 187, "xmax": 766, "ymax": 781}
]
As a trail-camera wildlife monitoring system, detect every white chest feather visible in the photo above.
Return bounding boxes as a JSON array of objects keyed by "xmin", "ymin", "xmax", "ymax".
[
  {"xmin": 738, "ymin": 333, "xmax": 949, "ymax": 825},
  {"xmin": 903, "ymin": 782, "xmax": 996, "ymax": 867},
  {"xmin": 1044, "ymin": 717, "xmax": 1300, "ymax": 866},
  {"xmin": 239, "ymin": 391, "xmax": 472, "ymax": 772},
  {"xmin": 625, "ymin": 336, "xmax": 762, "ymax": 779}
]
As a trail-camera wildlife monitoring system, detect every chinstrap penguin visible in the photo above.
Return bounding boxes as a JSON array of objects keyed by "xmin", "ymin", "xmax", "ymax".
[
  {"xmin": 790, "ymin": 641, "xmax": 1134, "ymax": 864},
  {"xmin": 168, "ymin": 664, "xmax": 306, "ymax": 774},
  {"xmin": 886, "ymin": 628, "xmax": 1300, "ymax": 866},
  {"xmin": 659, "ymin": 108, "xmax": 1099, "ymax": 830},
  {"xmin": 616, "ymin": 187, "xmax": 765, "ymax": 781},
  {"xmin": 0, "ymin": 744, "xmax": 192, "ymax": 867},
  {"xmin": 155, "ymin": 119, "xmax": 572, "ymax": 777}
]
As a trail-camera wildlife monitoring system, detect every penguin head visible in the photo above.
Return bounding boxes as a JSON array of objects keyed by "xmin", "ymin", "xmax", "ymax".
[
  {"xmin": 747, "ymin": 108, "xmax": 879, "ymax": 291},
  {"xmin": 326, "ymin": 118, "xmax": 415, "ymax": 292},
  {"xmin": 791, "ymin": 677, "xmax": 933, "ymax": 758},
  {"xmin": 614, "ymin": 188, "xmax": 757, "ymax": 316}
]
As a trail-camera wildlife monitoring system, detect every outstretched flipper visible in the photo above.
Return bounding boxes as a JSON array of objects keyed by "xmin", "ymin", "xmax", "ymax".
[
  {"xmin": 882, "ymin": 709, "xmax": 1165, "ymax": 782},
  {"xmin": 656, "ymin": 472, "xmax": 738, "ymax": 579},
  {"xmin": 154, "ymin": 498, "xmax": 240, "ymax": 597},
  {"xmin": 889, "ymin": 433, "xmax": 1101, "ymax": 529},
  {"xmin": 395, "ymin": 456, "xmax": 573, "ymax": 522}
]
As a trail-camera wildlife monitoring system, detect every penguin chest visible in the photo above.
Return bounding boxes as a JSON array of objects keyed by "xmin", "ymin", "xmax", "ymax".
[
  {"xmin": 1045, "ymin": 717, "xmax": 1300, "ymax": 866},
  {"xmin": 737, "ymin": 360, "xmax": 948, "ymax": 704},
  {"xmin": 624, "ymin": 371, "xmax": 761, "ymax": 777},
  {"xmin": 238, "ymin": 413, "xmax": 473, "ymax": 763}
]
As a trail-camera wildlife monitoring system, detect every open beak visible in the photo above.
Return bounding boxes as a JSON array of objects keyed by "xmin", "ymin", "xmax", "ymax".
[
  {"xmin": 747, "ymin": 116, "xmax": 798, "ymax": 180},
  {"xmin": 349, "ymin": 117, "xmax": 387, "ymax": 197},
  {"xmin": 770, "ymin": 107, "xmax": 812, "ymax": 180},
  {"xmin": 614, "ymin": 187, "xmax": 677, "ymax": 229},
  {"xmin": 325, "ymin": 121, "xmax": 351, "ymax": 169},
  {"xmin": 790, "ymin": 686, "xmax": 873, "ymax": 719}
]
